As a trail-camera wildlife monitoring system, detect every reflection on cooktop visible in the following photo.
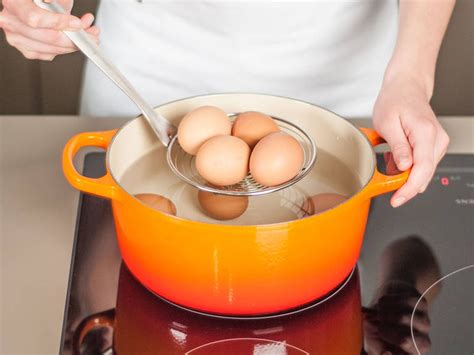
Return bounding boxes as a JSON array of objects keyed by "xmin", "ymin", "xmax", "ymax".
[
  {"xmin": 60, "ymin": 154, "xmax": 473, "ymax": 355},
  {"xmin": 76, "ymin": 264, "xmax": 362, "ymax": 354},
  {"xmin": 360, "ymin": 154, "xmax": 473, "ymax": 354}
]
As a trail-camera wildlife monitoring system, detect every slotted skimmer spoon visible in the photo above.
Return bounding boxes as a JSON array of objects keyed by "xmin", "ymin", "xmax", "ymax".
[{"xmin": 37, "ymin": 0, "xmax": 316, "ymax": 196}]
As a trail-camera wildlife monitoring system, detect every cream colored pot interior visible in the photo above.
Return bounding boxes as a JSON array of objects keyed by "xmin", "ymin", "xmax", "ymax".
[{"xmin": 108, "ymin": 94, "xmax": 375, "ymax": 225}]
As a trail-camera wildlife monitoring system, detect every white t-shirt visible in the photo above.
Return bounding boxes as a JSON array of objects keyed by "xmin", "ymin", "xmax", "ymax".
[{"xmin": 80, "ymin": 0, "xmax": 398, "ymax": 118}]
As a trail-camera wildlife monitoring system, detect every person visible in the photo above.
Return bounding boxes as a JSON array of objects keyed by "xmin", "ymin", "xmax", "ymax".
[{"xmin": 0, "ymin": 0, "xmax": 454, "ymax": 208}]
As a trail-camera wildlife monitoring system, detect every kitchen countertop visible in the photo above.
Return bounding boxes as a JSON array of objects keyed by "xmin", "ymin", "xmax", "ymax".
[{"xmin": 0, "ymin": 116, "xmax": 472, "ymax": 354}]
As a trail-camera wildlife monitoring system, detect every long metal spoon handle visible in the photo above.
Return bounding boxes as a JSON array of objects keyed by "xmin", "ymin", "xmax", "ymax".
[{"xmin": 35, "ymin": 0, "xmax": 176, "ymax": 146}]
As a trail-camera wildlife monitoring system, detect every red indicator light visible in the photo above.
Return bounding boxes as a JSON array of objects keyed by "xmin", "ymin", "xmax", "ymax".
[{"xmin": 441, "ymin": 177, "xmax": 449, "ymax": 186}]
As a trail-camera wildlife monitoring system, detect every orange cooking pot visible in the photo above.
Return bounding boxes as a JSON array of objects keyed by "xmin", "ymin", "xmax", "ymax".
[{"xmin": 63, "ymin": 93, "xmax": 409, "ymax": 316}]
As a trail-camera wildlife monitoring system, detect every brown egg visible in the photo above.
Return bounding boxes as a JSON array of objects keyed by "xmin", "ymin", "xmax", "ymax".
[
  {"xmin": 198, "ymin": 190, "xmax": 249, "ymax": 220},
  {"xmin": 135, "ymin": 193, "xmax": 177, "ymax": 215},
  {"xmin": 196, "ymin": 135, "xmax": 251, "ymax": 186},
  {"xmin": 302, "ymin": 193, "xmax": 348, "ymax": 216},
  {"xmin": 231, "ymin": 111, "xmax": 280, "ymax": 148},
  {"xmin": 249, "ymin": 132, "xmax": 304, "ymax": 186},
  {"xmin": 177, "ymin": 106, "xmax": 231, "ymax": 155}
]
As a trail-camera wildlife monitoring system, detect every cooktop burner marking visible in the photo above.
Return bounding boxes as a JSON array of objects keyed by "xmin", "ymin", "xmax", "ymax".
[
  {"xmin": 185, "ymin": 337, "xmax": 310, "ymax": 355},
  {"xmin": 410, "ymin": 264, "xmax": 474, "ymax": 355}
]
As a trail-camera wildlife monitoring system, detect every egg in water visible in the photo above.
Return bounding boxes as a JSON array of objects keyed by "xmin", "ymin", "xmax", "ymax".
[
  {"xmin": 135, "ymin": 193, "xmax": 177, "ymax": 215},
  {"xmin": 198, "ymin": 191, "xmax": 249, "ymax": 220},
  {"xmin": 301, "ymin": 193, "xmax": 348, "ymax": 216}
]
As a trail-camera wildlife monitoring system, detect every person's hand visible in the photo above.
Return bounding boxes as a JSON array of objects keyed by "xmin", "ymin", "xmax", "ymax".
[
  {"xmin": 363, "ymin": 282, "xmax": 432, "ymax": 355},
  {"xmin": 0, "ymin": 0, "xmax": 99, "ymax": 61},
  {"xmin": 373, "ymin": 75, "xmax": 449, "ymax": 207}
]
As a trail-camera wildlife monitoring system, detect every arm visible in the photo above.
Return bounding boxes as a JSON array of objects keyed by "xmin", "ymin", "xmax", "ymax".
[{"xmin": 373, "ymin": 0, "xmax": 455, "ymax": 207}]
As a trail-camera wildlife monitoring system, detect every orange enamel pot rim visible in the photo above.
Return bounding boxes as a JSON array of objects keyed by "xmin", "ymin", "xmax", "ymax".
[{"xmin": 63, "ymin": 92, "xmax": 410, "ymax": 230}]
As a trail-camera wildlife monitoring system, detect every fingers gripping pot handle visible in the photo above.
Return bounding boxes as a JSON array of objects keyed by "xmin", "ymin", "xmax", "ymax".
[{"xmin": 359, "ymin": 127, "xmax": 411, "ymax": 198}]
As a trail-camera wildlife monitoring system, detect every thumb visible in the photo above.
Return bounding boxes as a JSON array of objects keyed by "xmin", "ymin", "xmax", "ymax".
[{"xmin": 380, "ymin": 121, "xmax": 413, "ymax": 171}]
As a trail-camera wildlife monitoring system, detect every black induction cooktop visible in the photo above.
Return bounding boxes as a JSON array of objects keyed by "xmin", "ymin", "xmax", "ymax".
[{"xmin": 60, "ymin": 153, "xmax": 474, "ymax": 355}]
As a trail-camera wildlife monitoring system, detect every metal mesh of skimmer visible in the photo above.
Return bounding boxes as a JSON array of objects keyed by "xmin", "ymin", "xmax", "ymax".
[{"xmin": 166, "ymin": 114, "xmax": 317, "ymax": 196}]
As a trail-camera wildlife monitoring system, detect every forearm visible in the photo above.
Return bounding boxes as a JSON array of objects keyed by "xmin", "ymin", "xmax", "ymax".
[{"xmin": 385, "ymin": 0, "xmax": 456, "ymax": 98}]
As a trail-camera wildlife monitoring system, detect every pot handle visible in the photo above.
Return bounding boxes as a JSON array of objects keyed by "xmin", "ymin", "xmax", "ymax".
[
  {"xmin": 359, "ymin": 127, "xmax": 410, "ymax": 198},
  {"xmin": 63, "ymin": 129, "xmax": 121, "ymax": 201},
  {"xmin": 72, "ymin": 308, "xmax": 116, "ymax": 355}
]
